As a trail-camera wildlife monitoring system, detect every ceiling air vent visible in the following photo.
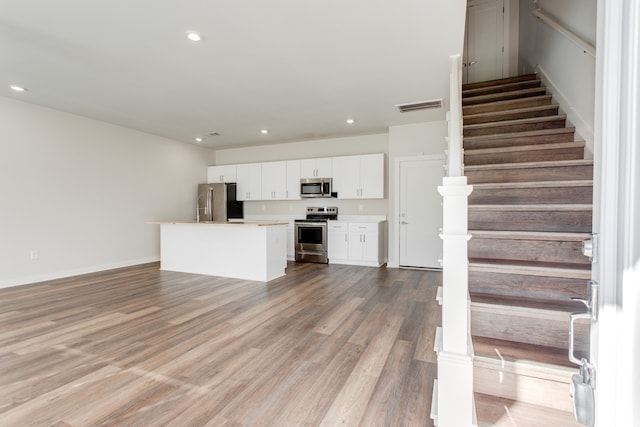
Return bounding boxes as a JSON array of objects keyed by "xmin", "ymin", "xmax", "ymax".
[{"xmin": 396, "ymin": 98, "xmax": 443, "ymax": 113}]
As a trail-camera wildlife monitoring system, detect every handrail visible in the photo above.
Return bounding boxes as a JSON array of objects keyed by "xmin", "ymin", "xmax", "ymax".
[
  {"xmin": 447, "ymin": 55, "xmax": 464, "ymax": 177},
  {"xmin": 433, "ymin": 53, "xmax": 475, "ymax": 426},
  {"xmin": 533, "ymin": 8, "xmax": 596, "ymax": 58}
]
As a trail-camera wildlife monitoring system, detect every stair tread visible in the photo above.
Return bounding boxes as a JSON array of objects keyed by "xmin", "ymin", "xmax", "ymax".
[
  {"xmin": 464, "ymin": 141, "xmax": 585, "ymax": 155},
  {"xmin": 463, "ymin": 87, "xmax": 547, "ymax": 105},
  {"xmin": 469, "ymin": 258, "xmax": 591, "ymax": 272},
  {"xmin": 463, "ymin": 79, "xmax": 541, "ymax": 96},
  {"xmin": 472, "ymin": 336, "xmax": 576, "ymax": 370},
  {"xmin": 463, "ymin": 114, "xmax": 567, "ymax": 130},
  {"xmin": 473, "ymin": 336, "xmax": 576, "ymax": 369},
  {"xmin": 463, "ymin": 127, "xmax": 576, "ymax": 142},
  {"xmin": 468, "ymin": 204, "xmax": 592, "ymax": 211},
  {"xmin": 462, "ymin": 73, "xmax": 537, "ymax": 91},
  {"xmin": 475, "ymin": 393, "xmax": 583, "ymax": 427},
  {"xmin": 465, "ymin": 159, "xmax": 592, "ymax": 171},
  {"xmin": 470, "ymin": 292, "xmax": 584, "ymax": 313},
  {"xmin": 463, "ymin": 104, "xmax": 558, "ymax": 120},
  {"xmin": 472, "ymin": 180, "xmax": 592, "ymax": 189},
  {"xmin": 469, "ymin": 261, "xmax": 591, "ymax": 279},
  {"xmin": 463, "ymin": 94, "xmax": 553, "ymax": 112},
  {"xmin": 470, "ymin": 230, "xmax": 590, "ymax": 240}
]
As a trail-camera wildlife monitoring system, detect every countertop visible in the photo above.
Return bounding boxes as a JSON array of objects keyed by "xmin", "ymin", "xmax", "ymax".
[{"xmin": 148, "ymin": 221, "xmax": 288, "ymax": 227}]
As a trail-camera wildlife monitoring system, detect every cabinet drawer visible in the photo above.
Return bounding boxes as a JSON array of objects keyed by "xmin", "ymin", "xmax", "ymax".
[
  {"xmin": 348, "ymin": 223, "xmax": 377, "ymax": 233},
  {"xmin": 328, "ymin": 221, "xmax": 348, "ymax": 231}
]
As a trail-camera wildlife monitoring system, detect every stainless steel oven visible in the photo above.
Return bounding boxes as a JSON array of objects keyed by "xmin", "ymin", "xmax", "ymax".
[{"xmin": 294, "ymin": 207, "xmax": 338, "ymax": 263}]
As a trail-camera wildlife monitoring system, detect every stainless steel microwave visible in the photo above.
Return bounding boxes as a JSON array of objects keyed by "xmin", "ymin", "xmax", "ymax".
[{"xmin": 300, "ymin": 178, "xmax": 333, "ymax": 198}]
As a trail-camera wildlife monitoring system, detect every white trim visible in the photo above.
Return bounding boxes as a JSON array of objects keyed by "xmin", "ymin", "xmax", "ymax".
[
  {"xmin": 593, "ymin": 0, "xmax": 640, "ymax": 424},
  {"xmin": 0, "ymin": 256, "xmax": 160, "ymax": 289},
  {"xmin": 536, "ymin": 64, "xmax": 594, "ymax": 156}
]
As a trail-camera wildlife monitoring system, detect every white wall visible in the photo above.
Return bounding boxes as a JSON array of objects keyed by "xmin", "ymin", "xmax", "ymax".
[
  {"xmin": 0, "ymin": 97, "xmax": 215, "ymax": 287},
  {"xmin": 215, "ymin": 133, "xmax": 389, "ymax": 217},
  {"xmin": 519, "ymin": 0, "xmax": 596, "ymax": 152},
  {"xmin": 387, "ymin": 121, "xmax": 448, "ymax": 267}
]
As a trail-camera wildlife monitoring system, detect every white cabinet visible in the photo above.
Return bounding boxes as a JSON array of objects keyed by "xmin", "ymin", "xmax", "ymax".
[
  {"xmin": 300, "ymin": 157, "xmax": 332, "ymax": 178},
  {"xmin": 327, "ymin": 221, "xmax": 349, "ymax": 261},
  {"xmin": 236, "ymin": 163, "xmax": 262, "ymax": 201},
  {"xmin": 207, "ymin": 165, "xmax": 237, "ymax": 183},
  {"xmin": 348, "ymin": 223, "xmax": 379, "ymax": 263},
  {"xmin": 261, "ymin": 160, "xmax": 300, "ymax": 200},
  {"xmin": 328, "ymin": 220, "xmax": 386, "ymax": 267},
  {"xmin": 286, "ymin": 222, "xmax": 295, "ymax": 260},
  {"xmin": 333, "ymin": 153, "xmax": 384, "ymax": 199},
  {"xmin": 285, "ymin": 160, "xmax": 301, "ymax": 200},
  {"xmin": 261, "ymin": 161, "xmax": 287, "ymax": 200}
]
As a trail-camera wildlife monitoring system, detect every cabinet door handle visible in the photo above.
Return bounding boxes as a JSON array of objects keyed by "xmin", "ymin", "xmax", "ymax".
[{"xmin": 362, "ymin": 234, "xmax": 366, "ymax": 243}]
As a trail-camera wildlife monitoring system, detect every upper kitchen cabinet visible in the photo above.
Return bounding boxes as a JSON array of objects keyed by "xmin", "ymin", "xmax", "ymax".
[
  {"xmin": 236, "ymin": 163, "xmax": 262, "ymax": 201},
  {"xmin": 333, "ymin": 153, "xmax": 384, "ymax": 199},
  {"xmin": 261, "ymin": 161, "xmax": 286, "ymax": 200},
  {"xmin": 261, "ymin": 160, "xmax": 301, "ymax": 200},
  {"xmin": 285, "ymin": 160, "xmax": 301, "ymax": 200},
  {"xmin": 207, "ymin": 165, "xmax": 237, "ymax": 183},
  {"xmin": 300, "ymin": 157, "xmax": 332, "ymax": 179}
]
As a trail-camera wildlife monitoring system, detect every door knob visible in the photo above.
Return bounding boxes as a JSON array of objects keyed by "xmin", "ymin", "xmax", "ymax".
[
  {"xmin": 469, "ymin": 61, "xmax": 477, "ymax": 66},
  {"xmin": 401, "ymin": 221, "xmax": 408, "ymax": 224}
]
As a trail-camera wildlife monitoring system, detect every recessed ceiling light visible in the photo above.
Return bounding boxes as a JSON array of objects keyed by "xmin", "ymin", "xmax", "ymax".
[
  {"xmin": 260, "ymin": 129, "xmax": 269, "ymax": 134},
  {"xmin": 185, "ymin": 31, "xmax": 202, "ymax": 42},
  {"xmin": 195, "ymin": 137, "xmax": 203, "ymax": 142},
  {"xmin": 346, "ymin": 118, "xmax": 355, "ymax": 124},
  {"xmin": 9, "ymin": 85, "xmax": 26, "ymax": 92}
]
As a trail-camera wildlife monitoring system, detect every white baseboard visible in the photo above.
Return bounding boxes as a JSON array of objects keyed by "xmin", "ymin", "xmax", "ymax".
[
  {"xmin": 0, "ymin": 256, "xmax": 160, "ymax": 289},
  {"xmin": 536, "ymin": 65, "xmax": 595, "ymax": 158}
]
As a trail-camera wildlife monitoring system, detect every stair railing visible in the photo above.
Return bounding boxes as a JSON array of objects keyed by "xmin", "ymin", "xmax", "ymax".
[{"xmin": 433, "ymin": 54, "xmax": 475, "ymax": 427}]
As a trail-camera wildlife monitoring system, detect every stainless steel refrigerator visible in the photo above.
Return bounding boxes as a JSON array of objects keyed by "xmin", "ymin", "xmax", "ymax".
[{"xmin": 197, "ymin": 183, "xmax": 243, "ymax": 222}]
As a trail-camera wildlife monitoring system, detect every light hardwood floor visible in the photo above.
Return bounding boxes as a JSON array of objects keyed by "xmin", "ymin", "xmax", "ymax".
[{"xmin": 0, "ymin": 262, "xmax": 441, "ymax": 426}]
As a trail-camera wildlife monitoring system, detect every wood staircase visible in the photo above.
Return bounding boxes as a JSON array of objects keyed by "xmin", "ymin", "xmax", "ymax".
[{"xmin": 462, "ymin": 74, "xmax": 592, "ymax": 426}]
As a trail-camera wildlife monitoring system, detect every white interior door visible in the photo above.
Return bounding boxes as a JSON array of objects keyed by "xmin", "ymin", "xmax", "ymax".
[
  {"xmin": 465, "ymin": 0, "xmax": 505, "ymax": 84},
  {"xmin": 399, "ymin": 157, "xmax": 444, "ymax": 268}
]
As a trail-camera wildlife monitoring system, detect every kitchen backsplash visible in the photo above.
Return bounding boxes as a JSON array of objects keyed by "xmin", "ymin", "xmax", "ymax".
[{"xmin": 243, "ymin": 199, "xmax": 388, "ymax": 217}]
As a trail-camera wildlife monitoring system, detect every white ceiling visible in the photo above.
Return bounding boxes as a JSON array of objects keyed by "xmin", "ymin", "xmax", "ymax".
[{"xmin": 1, "ymin": 1, "xmax": 466, "ymax": 149}]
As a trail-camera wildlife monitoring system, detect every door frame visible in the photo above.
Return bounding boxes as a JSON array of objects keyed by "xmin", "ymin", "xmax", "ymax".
[
  {"xmin": 392, "ymin": 154, "xmax": 445, "ymax": 269},
  {"xmin": 593, "ymin": 0, "xmax": 640, "ymax": 424}
]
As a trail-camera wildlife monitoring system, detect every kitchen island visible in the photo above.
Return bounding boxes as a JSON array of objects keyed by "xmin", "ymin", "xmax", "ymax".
[{"xmin": 151, "ymin": 221, "xmax": 288, "ymax": 282}]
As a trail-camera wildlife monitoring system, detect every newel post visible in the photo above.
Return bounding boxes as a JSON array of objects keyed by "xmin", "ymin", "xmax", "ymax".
[{"xmin": 436, "ymin": 176, "xmax": 474, "ymax": 426}]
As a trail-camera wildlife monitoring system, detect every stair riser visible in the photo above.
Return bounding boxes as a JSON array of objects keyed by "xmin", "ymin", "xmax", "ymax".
[
  {"xmin": 463, "ymin": 88, "xmax": 547, "ymax": 106},
  {"xmin": 469, "ymin": 271, "xmax": 588, "ymax": 301},
  {"xmin": 462, "ymin": 74, "xmax": 538, "ymax": 91},
  {"xmin": 469, "ymin": 186, "xmax": 593, "ymax": 205},
  {"xmin": 463, "ymin": 106, "xmax": 559, "ymax": 125},
  {"xmin": 464, "ymin": 146, "xmax": 584, "ymax": 166},
  {"xmin": 471, "ymin": 306, "xmax": 590, "ymax": 352},
  {"xmin": 464, "ymin": 130, "xmax": 575, "ymax": 150},
  {"xmin": 466, "ymin": 165, "xmax": 593, "ymax": 184},
  {"xmin": 463, "ymin": 80, "xmax": 541, "ymax": 98},
  {"xmin": 474, "ymin": 368, "xmax": 575, "ymax": 413},
  {"xmin": 468, "ymin": 210, "xmax": 592, "ymax": 233},
  {"xmin": 463, "ymin": 96, "xmax": 553, "ymax": 115},
  {"xmin": 464, "ymin": 118, "xmax": 566, "ymax": 137},
  {"xmin": 469, "ymin": 238, "xmax": 591, "ymax": 265}
]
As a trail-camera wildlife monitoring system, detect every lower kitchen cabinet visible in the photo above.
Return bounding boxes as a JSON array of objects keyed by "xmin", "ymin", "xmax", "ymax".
[
  {"xmin": 327, "ymin": 222, "xmax": 349, "ymax": 260},
  {"xmin": 327, "ymin": 220, "xmax": 386, "ymax": 267}
]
